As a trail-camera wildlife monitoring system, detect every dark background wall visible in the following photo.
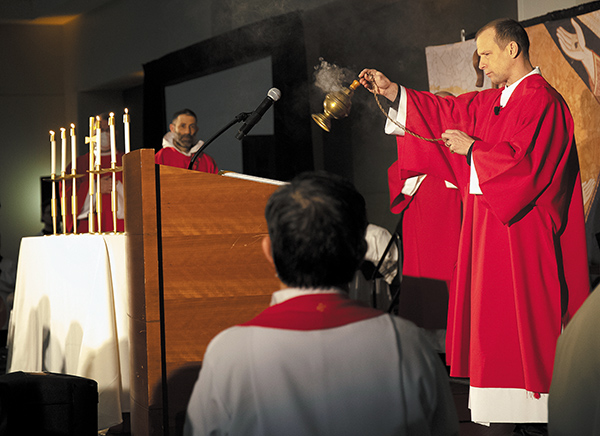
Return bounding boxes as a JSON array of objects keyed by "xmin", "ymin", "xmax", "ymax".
[
  {"xmin": 141, "ymin": 0, "xmax": 518, "ymax": 235},
  {"xmin": 0, "ymin": 0, "xmax": 521, "ymax": 260},
  {"xmin": 303, "ymin": 0, "xmax": 517, "ymax": 230}
]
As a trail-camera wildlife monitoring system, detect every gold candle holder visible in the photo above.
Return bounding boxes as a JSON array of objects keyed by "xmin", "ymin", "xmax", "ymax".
[
  {"xmin": 96, "ymin": 169, "xmax": 102, "ymax": 233},
  {"xmin": 109, "ymin": 113, "xmax": 118, "ymax": 232},
  {"xmin": 75, "ymin": 113, "xmax": 126, "ymax": 234},
  {"xmin": 70, "ymin": 123, "xmax": 78, "ymax": 234},
  {"xmin": 86, "ymin": 117, "xmax": 96, "ymax": 233},
  {"xmin": 95, "ymin": 116, "xmax": 103, "ymax": 234},
  {"xmin": 60, "ymin": 128, "xmax": 67, "ymax": 234},
  {"xmin": 49, "ymin": 130, "xmax": 58, "ymax": 235},
  {"xmin": 111, "ymin": 163, "xmax": 118, "ymax": 233},
  {"xmin": 104, "ymin": 161, "xmax": 124, "ymax": 234}
]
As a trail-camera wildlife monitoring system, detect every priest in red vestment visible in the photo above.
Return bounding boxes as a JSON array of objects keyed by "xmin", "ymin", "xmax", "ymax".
[
  {"xmin": 360, "ymin": 18, "xmax": 590, "ymax": 431},
  {"xmin": 64, "ymin": 113, "xmax": 124, "ymax": 233},
  {"xmin": 155, "ymin": 108, "xmax": 218, "ymax": 173}
]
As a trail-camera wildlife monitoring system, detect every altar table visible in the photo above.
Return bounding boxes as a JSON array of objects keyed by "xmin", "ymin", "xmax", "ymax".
[{"xmin": 7, "ymin": 233, "xmax": 130, "ymax": 430}]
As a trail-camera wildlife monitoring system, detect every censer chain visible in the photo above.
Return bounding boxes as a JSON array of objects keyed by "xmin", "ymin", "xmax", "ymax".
[{"xmin": 369, "ymin": 74, "xmax": 443, "ymax": 143}]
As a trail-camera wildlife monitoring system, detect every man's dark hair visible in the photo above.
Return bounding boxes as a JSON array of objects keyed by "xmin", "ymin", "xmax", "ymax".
[
  {"xmin": 265, "ymin": 171, "xmax": 368, "ymax": 289},
  {"xmin": 171, "ymin": 108, "xmax": 197, "ymax": 124},
  {"xmin": 477, "ymin": 18, "xmax": 530, "ymax": 61}
]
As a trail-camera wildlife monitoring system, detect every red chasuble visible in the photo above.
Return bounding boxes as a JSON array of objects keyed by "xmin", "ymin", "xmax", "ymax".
[
  {"xmin": 394, "ymin": 74, "xmax": 590, "ymax": 396},
  {"xmin": 63, "ymin": 152, "xmax": 124, "ymax": 233},
  {"xmin": 387, "ymin": 165, "xmax": 462, "ymax": 329},
  {"xmin": 155, "ymin": 147, "xmax": 218, "ymax": 173}
]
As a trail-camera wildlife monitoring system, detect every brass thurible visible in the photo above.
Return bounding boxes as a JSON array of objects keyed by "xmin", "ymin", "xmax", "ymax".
[{"xmin": 312, "ymin": 79, "xmax": 360, "ymax": 132}]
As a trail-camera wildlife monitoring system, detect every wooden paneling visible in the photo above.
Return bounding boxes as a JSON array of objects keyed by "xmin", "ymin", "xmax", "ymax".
[{"xmin": 124, "ymin": 149, "xmax": 280, "ymax": 435}]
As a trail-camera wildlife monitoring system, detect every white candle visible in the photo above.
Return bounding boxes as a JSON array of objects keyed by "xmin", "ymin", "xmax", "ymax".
[
  {"xmin": 88, "ymin": 117, "xmax": 95, "ymax": 231},
  {"xmin": 109, "ymin": 112, "xmax": 116, "ymax": 163},
  {"xmin": 60, "ymin": 128, "xmax": 67, "ymax": 175},
  {"xmin": 70, "ymin": 124, "xmax": 77, "ymax": 172},
  {"xmin": 95, "ymin": 116, "xmax": 101, "ymax": 167},
  {"xmin": 123, "ymin": 108, "xmax": 130, "ymax": 154},
  {"xmin": 88, "ymin": 117, "xmax": 94, "ymax": 171},
  {"xmin": 50, "ymin": 131, "xmax": 56, "ymax": 176}
]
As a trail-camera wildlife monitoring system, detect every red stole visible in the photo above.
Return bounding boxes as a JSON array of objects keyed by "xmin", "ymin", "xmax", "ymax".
[{"xmin": 241, "ymin": 293, "xmax": 384, "ymax": 331}]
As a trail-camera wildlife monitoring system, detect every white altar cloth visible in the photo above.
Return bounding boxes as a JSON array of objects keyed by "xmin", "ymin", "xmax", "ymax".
[{"xmin": 6, "ymin": 233, "xmax": 130, "ymax": 430}]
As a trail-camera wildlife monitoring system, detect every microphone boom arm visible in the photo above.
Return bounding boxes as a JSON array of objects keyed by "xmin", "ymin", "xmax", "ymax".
[{"xmin": 188, "ymin": 112, "xmax": 251, "ymax": 170}]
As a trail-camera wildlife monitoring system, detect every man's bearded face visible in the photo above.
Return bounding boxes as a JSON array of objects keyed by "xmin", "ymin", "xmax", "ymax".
[{"xmin": 170, "ymin": 114, "xmax": 198, "ymax": 152}]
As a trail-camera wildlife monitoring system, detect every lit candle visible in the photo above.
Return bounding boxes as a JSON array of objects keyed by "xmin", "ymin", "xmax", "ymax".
[
  {"xmin": 50, "ymin": 131, "xmax": 56, "ymax": 176},
  {"xmin": 88, "ymin": 117, "xmax": 95, "ymax": 233},
  {"xmin": 95, "ymin": 116, "xmax": 102, "ymax": 233},
  {"xmin": 123, "ymin": 108, "xmax": 130, "ymax": 154},
  {"xmin": 49, "ymin": 130, "xmax": 57, "ymax": 235},
  {"xmin": 88, "ymin": 117, "xmax": 94, "ymax": 172},
  {"xmin": 60, "ymin": 128, "xmax": 67, "ymax": 175},
  {"xmin": 70, "ymin": 124, "xmax": 77, "ymax": 172},
  {"xmin": 95, "ymin": 116, "xmax": 101, "ymax": 167},
  {"xmin": 109, "ymin": 112, "xmax": 116, "ymax": 163}
]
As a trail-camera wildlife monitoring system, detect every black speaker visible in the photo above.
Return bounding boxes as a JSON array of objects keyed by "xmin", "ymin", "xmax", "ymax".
[{"xmin": 0, "ymin": 371, "xmax": 98, "ymax": 436}]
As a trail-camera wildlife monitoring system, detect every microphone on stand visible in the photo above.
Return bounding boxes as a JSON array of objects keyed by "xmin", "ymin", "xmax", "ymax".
[{"xmin": 235, "ymin": 88, "xmax": 281, "ymax": 140}]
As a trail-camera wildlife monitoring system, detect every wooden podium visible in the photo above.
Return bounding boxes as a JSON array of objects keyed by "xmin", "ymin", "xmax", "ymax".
[{"xmin": 123, "ymin": 149, "xmax": 281, "ymax": 435}]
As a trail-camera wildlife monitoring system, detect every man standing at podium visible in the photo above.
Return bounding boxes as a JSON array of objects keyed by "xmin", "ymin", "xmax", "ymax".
[
  {"xmin": 184, "ymin": 171, "xmax": 458, "ymax": 436},
  {"xmin": 155, "ymin": 108, "xmax": 219, "ymax": 173}
]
